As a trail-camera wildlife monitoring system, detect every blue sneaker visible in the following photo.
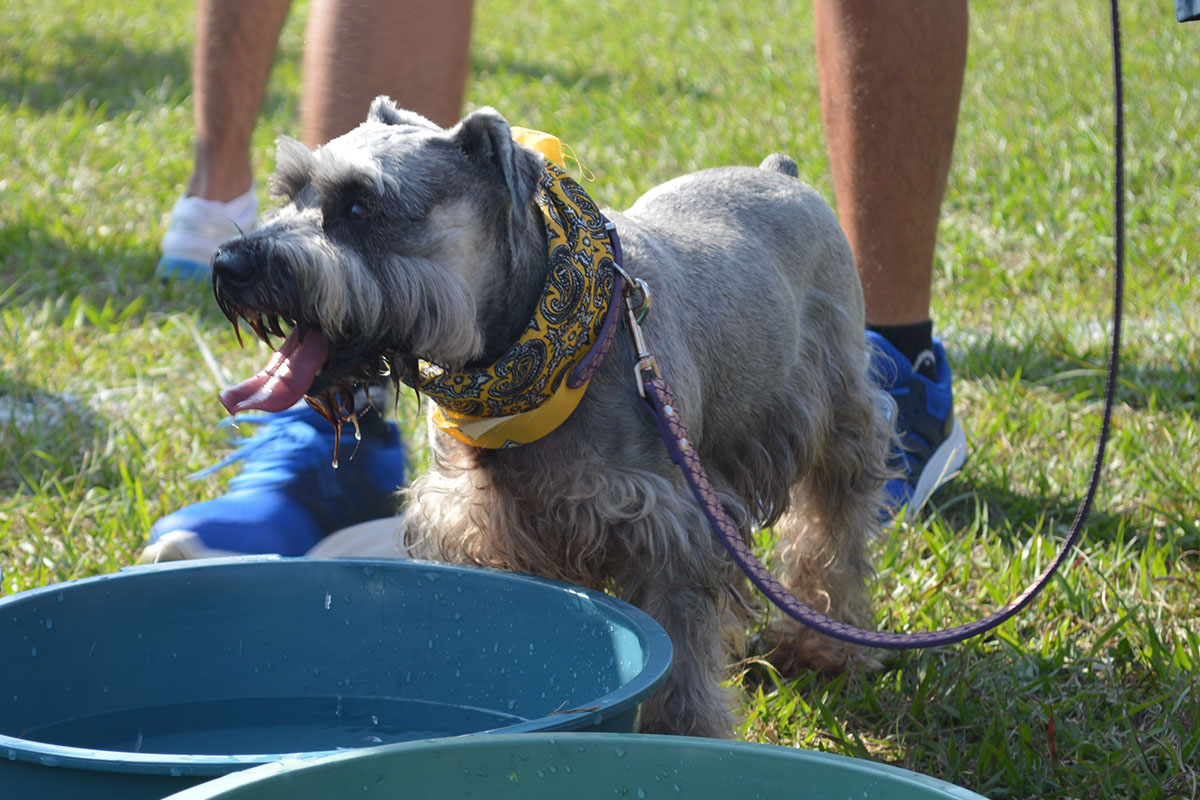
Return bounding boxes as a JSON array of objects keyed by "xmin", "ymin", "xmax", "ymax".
[
  {"xmin": 868, "ymin": 331, "xmax": 967, "ymax": 519},
  {"xmin": 142, "ymin": 403, "xmax": 406, "ymax": 561}
]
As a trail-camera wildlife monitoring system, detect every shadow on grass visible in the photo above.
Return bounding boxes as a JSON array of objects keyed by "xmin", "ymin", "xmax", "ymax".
[
  {"xmin": 0, "ymin": 222, "xmax": 225, "ymax": 322},
  {"xmin": 928, "ymin": 476, "xmax": 1130, "ymax": 545},
  {"xmin": 956, "ymin": 336, "xmax": 1197, "ymax": 415},
  {"xmin": 0, "ymin": 372, "xmax": 111, "ymax": 495},
  {"xmin": 0, "ymin": 27, "xmax": 296, "ymax": 120},
  {"xmin": 0, "ymin": 28, "xmax": 190, "ymax": 115},
  {"xmin": 471, "ymin": 53, "xmax": 719, "ymax": 104},
  {"xmin": 739, "ymin": 639, "xmax": 1198, "ymax": 799},
  {"xmin": 2, "ymin": 223, "xmax": 129, "ymax": 293}
]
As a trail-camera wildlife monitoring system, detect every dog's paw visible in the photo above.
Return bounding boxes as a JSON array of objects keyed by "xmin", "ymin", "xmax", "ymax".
[{"xmin": 750, "ymin": 624, "xmax": 883, "ymax": 677}]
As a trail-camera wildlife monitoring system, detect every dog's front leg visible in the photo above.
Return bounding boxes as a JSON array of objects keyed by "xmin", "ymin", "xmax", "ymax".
[
  {"xmin": 621, "ymin": 574, "xmax": 740, "ymax": 737},
  {"xmin": 611, "ymin": 485, "xmax": 746, "ymax": 739}
]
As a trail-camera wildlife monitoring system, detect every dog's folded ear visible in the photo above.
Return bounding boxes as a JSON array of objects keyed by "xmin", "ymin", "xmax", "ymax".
[
  {"xmin": 450, "ymin": 107, "xmax": 542, "ymax": 229},
  {"xmin": 367, "ymin": 95, "xmax": 439, "ymax": 130},
  {"xmin": 271, "ymin": 136, "xmax": 317, "ymax": 200}
]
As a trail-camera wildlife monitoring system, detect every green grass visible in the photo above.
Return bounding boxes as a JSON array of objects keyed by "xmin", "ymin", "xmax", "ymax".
[{"xmin": 2, "ymin": 1, "xmax": 1197, "ymax": 797}]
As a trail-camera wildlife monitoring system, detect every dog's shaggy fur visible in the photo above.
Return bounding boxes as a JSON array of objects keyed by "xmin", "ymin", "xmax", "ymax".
[{"xmin": 211, "ymin": 97, "xmax": 894, "ymax": 738}]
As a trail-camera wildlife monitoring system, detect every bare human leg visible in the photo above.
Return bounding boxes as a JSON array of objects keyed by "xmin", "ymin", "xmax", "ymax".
[
  {"xmin": 300, "ymin": 0, "xmax": 474, "ymax": 143},
  {"xmin": 187, "ymin": 0, "xmax": 293, "ymax": 202},
  {"xmin": 814, "ymin": 0, "xmax": 968, "ymax": 327}
]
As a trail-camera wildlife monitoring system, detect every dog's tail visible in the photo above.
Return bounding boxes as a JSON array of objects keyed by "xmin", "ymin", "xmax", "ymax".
[{"xmin": 759, "ymin": 153, "xmax": 799, "ymax": 178}]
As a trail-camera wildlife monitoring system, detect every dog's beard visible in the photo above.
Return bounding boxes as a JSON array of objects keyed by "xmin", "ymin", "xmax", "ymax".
[{"xmin": 304, "ymin": 342, "xmax": 419, "ymax": 427}]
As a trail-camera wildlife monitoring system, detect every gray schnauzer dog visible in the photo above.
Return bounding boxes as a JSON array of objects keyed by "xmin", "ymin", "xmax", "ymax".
[{"xmin": 212, "ymin": 96, "xmax": 893, "ymax": 738}]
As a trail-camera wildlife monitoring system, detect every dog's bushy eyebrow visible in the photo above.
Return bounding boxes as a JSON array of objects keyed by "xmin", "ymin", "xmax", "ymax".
[
  {"xmin": 311, "ymin": 147, "xmax": 388, "ymax": 200},
  {"xmin": 271, "ymin": 137, "xmax": 317, "ymax": 200}
]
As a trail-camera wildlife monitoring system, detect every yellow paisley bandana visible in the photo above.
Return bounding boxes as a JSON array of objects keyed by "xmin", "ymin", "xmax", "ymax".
[{"xmin": 414, "ymin": 129, "xmax": 617, "ymax": 449}]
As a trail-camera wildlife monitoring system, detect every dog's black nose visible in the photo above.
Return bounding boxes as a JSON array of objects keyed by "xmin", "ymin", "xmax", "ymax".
[{"xmin": 211, "ymin": 243, "xmax": 255, "ymax": 287}]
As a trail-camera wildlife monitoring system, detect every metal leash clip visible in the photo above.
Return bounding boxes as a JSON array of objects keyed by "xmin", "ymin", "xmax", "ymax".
[{"xmin": 614, "ymin": 265, "xmax": 659, "ymax": 397}]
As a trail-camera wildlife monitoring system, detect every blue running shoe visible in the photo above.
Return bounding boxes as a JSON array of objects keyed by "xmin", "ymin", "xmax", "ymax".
[
  {"xmin": 142, "ymin": 402, "xmax": 406, "ymax": 561},
  {"xmin": 868, "ymin": 331, "xmax": 967, "ymax": 519}
]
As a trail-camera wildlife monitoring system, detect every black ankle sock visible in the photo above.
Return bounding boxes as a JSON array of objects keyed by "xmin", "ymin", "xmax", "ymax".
[{"xmin": 869, "ymin": 320, "xmax": 938, "ymax": 380}]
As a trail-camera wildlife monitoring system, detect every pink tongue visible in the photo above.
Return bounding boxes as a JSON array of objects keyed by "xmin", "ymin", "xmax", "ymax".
[{"xmin": 219, "ymin": 328, "xmax": 329, "ymax": 415}]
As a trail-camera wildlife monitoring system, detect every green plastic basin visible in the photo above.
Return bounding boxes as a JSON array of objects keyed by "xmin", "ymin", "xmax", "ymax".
[{"xmin": 164, "ymin": 733, "xmax": 986, "ymax": 799}]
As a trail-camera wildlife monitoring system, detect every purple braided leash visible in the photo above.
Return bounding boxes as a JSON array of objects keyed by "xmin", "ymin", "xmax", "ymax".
[
  {"xmin": 615, "ymin": 0, "xmax": 1125, "ymax": 648},
  {"xmin": 643, "ymin": 374, "xmax": 1097, "ymax": 649}
]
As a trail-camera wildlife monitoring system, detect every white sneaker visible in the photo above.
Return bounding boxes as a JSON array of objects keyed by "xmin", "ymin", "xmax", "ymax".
[
  {"xmin": 305, "ymin": 518, "xmax": 410, "ymax": 559},
  {"xmin": 156, "ymin": 186, "xmax": 257, "ymax": 280}
]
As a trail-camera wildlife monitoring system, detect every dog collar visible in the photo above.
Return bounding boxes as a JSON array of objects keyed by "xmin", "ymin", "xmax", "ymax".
[{"xmin": 413, "ymin": 130, "xmax": 621, "ymax": 449}]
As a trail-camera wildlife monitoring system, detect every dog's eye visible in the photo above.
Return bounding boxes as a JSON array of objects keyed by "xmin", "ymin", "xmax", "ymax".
[{"xmin": 347, "ymin": 201, "xmax": 372, "ymax": 221}]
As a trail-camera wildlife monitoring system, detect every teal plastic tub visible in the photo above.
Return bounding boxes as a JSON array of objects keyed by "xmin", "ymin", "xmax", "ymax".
[
  {"xmin": 0, "ymin": 557, "xmax": 672, "ymax": 799},
  {"xmin": 164, "ymin": 733, "xmax": 987, "ymax": 799}
]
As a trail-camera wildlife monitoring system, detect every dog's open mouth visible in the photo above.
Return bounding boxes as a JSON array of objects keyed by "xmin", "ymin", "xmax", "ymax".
[
  {"xmin": 219, "ymin": 325, "xmax": 330, "ymax": 416},
  {"xmin": 216, "ymin": 308, "xmax": 412, "ymax": 444}
]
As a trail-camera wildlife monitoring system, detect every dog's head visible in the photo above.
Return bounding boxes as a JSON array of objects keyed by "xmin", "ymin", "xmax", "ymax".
[{"xmin": 212, "ymin": 97, "xmax": 546, "ymax": 423}]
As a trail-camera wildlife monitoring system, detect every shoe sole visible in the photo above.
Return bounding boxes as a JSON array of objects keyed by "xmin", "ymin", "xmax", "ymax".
[
  {"xmin": 307, "ymin": 518, "xmax": 411, "ymax": 559},
  {"xmin": 138, "ymin": 531, "xmax": 243, "ymax": 563},
  {"xmin": 907, "ymin": 418, "xmax": 968, "ymax": 515},
  {"xmin": 142, "ymin": 519, "xmax": 411, "ymax": 563},
  {"xmin": 155, "ymin": 256, "xmax": 212, "ymax": 282}
]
